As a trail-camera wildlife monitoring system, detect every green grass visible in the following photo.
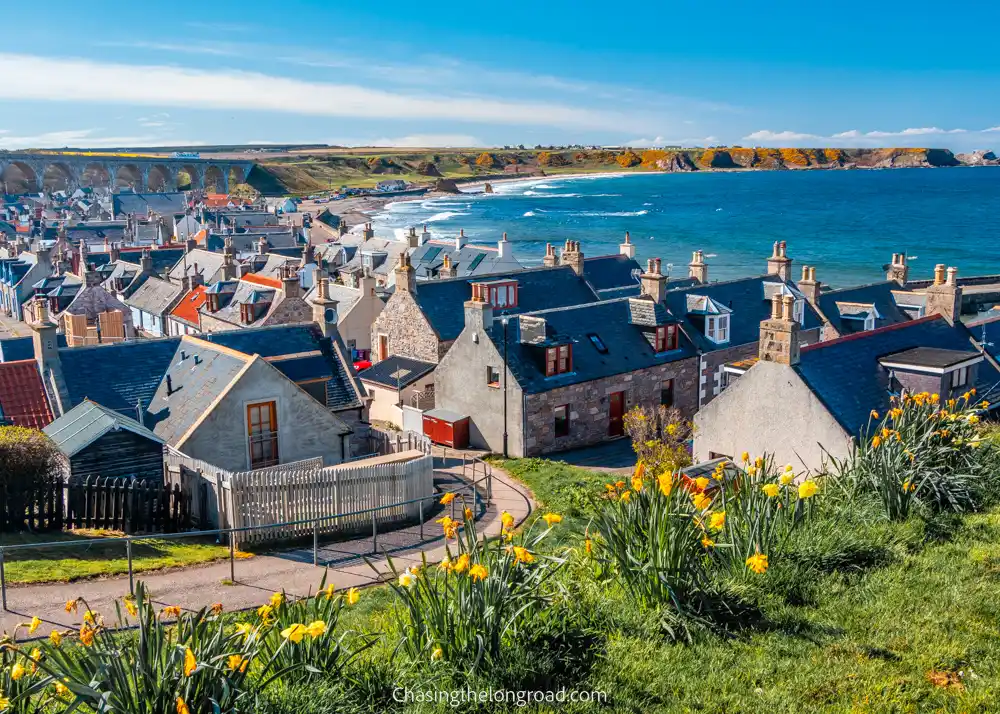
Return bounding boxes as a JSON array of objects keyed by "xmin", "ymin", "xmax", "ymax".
[{"xmin": 0, "ymin": 530, "xmax": 233, "ymax": 584}]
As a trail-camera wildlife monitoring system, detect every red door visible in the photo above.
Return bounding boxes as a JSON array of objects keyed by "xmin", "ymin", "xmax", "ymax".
[{"xmin": 608, "ymin": 391, "xmax": 626, "ymax": 437}]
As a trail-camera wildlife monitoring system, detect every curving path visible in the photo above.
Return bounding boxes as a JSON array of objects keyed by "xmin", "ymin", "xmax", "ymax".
[{"xmin": 0, "ymin": 461, "xmax": 533, "ymax": 635}]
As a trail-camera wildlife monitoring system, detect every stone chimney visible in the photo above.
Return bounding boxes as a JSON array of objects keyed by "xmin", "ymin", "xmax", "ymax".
[
  {"xmin": 561, "ymin": 239, "xmax": 585, "ymax": 276},
  {"xmin": 689, "ymin": 250, "xmax": 708, "ymax": 283},
  {"xmin": 362, "ymin": 223, "xmax": 375, "ymax": 241},
  {"xmin": 766, "ymin": 241, "xmax": 793, "ymax": 282},
  {"xmin": 140, "ymin": 248, "xmax": 153, "ymax": 275},
  {"xmin": 542, "ymin": 243, "xmax": 558, "ymax": 268},
  {"xmin": 302, "ymin": 241, "xmax": 315, "ymax": 265},
  {"xmin": 886, "ymin": 252, "xmax": 909, "ymax": 284},
  {"xmin": 759, "ymin": 293, "xmax": 800, "ymax": 365},
  {"xmin": 640, "ymin": 258, "xmax": 667, "ymax": 303},
  {"xmin": 337, "ymin": 219, "xmax": 349, "ymax": 237},
  {"xmin": 185, "ymin": 237, "xmax": 197, "ymax": 253},
  {"xmin": 394, "ymin": 251, "xmax": 416, "ymax": 293},
  {"xmin": 406, "ymin": 227, "xmax": 420, "ymax": 249},
  {"xmin": 109, "ymin": 242, "xmax": 121, "ymax": 263},
  {"xmin": 30, "ymin": 296, "xmax": 61, "ymax": 380},
  {"xmin": 619, "ymin": 231, "xmax": 635, "ymax": 259},
  {"xmin": 311, "ymin": 276, "xmax": 339, "ymax": 338},
  {"xmin": 455, "ymin": 229, "xmax": 466, "ymax": 251},
  {"xmin": 257, "ymin": 236, "xmax": 269, "ymax": 255},
  {"xmin": 222, "ymin": 236, "xmax": 239, "ymax": 280},
  {"xmin": 439, "ymin": 253, "xmax": 457, "ymax": 279},
  {"xmin": 280, "ymin": 264, "xmax": 301, "ymax": 299},
  {"xmin": 797, "ymin": 265, "xmax": 821, "ymax": 304},
  {"xmin": 76, "ymin": 240, "xmax": 89, "ymax": 281},
  {"xmin": 498, "ymin": 232, "xmax": 510, "ymax": 260},
  {"xmin": 464, "ymin": 282, "xmax": 494, "ymax": 334},
  {"xmin": 420, "ymin": 225, "xmax": 431, "ymax": 246},
  {"xmin": 925, "ymin": 264, "xmax": 962, "ymax": 323}
]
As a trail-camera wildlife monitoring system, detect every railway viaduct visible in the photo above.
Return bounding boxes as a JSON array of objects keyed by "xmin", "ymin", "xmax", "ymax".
[{"xmin": 0, "ymin": 153, "xmax": 255, "ymax": 194}]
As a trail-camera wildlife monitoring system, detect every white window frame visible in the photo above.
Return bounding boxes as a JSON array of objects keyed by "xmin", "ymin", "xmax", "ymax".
[
  {"xmin": 706, "ymin": 314, "xmax": 730, "ymax": 344},
  {"xmin": 950, "ymin": 366, "xmax": 970, "ymax": 389},
  {"xmin": 793, "ymin": 299, "xmax": 805, "ymax": 326}
]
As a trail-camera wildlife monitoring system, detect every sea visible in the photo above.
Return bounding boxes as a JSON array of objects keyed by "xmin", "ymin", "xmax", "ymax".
[{"xmin": 370, "ymin": 167, "xmax": 1000, "ymax": 288}]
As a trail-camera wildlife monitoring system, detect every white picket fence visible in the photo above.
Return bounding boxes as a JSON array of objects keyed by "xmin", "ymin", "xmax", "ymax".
[{"xmin": 224, "ymin": 453, "xmax": 434, "ymax": 546}]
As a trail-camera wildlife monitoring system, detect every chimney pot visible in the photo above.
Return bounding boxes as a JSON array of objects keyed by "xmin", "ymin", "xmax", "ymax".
[
  {"xmin": 933, "ymin": 264, "xmax": 946, "ymax": 286},
  {"xmin": 946, "ymin": 266, "xmax": 958, "ymax": 286}
]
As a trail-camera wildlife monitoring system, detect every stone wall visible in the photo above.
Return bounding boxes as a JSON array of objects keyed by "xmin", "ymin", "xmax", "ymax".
[
  {"xmin": 262, "ymin": 296, "xmax": 314, "ymax": 327},
  {"xmin": 370, "ymin": 290, "xmax": 441, "ymax": 363},
  {"xmin": 522, "ymin": 357, "xmax": 699, "ymax": 457}
]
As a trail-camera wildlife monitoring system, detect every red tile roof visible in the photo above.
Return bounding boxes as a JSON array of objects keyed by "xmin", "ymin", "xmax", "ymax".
[
  {"xmin": 0, "ymin": 360, "xmax": 54, "ymax": 430},
  {"xmin": 241, "ymin": 273, "xmax": 283, "ymax": 290},
  {"xmin": 170, "ymin": 285, "xmax": 208, "ymax": 325}
]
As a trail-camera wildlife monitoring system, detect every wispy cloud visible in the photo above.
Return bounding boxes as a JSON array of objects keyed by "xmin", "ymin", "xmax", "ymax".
[
  {"xmin": 96, "ymin": 40, "xmax": 243, "ymax": 57},
  {"xmin": 358, "ymin": 134, "xmax": 485, "ymax": 148},
  {"xmin": 626, "ymin": 135, "xmax": 719, "ymax": 147},
  {"xmin": 0, "ymin": 53, "xmax": 659, "ymax": 134},
  {"xmin": 0, "ymin": 128, "xmax": 197, "ymax": 149},
  {"xmin": 744, "ymin": 126, "xmax": 993, "ymax": 146}
]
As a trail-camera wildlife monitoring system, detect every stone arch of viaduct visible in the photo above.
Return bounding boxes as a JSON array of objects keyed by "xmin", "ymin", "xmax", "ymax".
[{"xmin": 0, "ymin": 154, "xmax": 254, "ymax": 194}]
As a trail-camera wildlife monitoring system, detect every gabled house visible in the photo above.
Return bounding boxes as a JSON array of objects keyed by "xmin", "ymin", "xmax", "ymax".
[
  {"xmin": 197, "ymin": 267, "xmax": 313, "ymax": 333},
  {"xmin": 303, "ymin": 273, "xmax": 384, "ymax": 361},
  {"xmin": 0, "ymin": 246, "xmax": 53, "ymax": 320},
  {"xmin": 370, "ymin": 253, "xmax": 601, "ymax": 365},
  {"xmin": 407, "ymin": 230, "xmax": 524, "ymax": 280},
  {"xmin": 693, "ymin": 292, "xmax": 1000, "ymax": 473},
  {"xmin": 125, "ymin": 275, "xmax": 185, "ymax": 337},
  {"xmin": 29, "ymin": 313, "xmax": 359, "ymax": 470},
  {"xmin": 661, "ymin": 244, "xmax": 825, "ymax": 406},
  {"xmin": 433, "ymin": 268, "xmax": 700, "ymax": 456}
]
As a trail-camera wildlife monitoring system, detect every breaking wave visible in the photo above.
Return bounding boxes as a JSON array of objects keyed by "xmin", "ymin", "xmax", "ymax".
[{"xmin": 573, "ymin": 210, "xmax": 649, "ymax": 217}]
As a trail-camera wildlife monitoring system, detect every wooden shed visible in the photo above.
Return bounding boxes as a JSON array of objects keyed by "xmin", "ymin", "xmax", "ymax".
[
  {"xmin": 43, "ymin": 400, "xmax": 166, "ymax": 482},
  {"xmin": 422, "ymin": 408, "xmax": 470, "ymax": 450}
]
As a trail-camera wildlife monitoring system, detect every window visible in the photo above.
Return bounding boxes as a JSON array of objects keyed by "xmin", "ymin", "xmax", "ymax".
[
  {"xmin": 475, "ymin": 280, "xmax": 518, "ymax": 309},
  {"xmin": 247, "ymin": 401, "xmax": 279, "ymax": 469},
  {"xmin": 706, "ymin": 314, "xmax": 730, "ymax": 344},
  {"xmin": 486, "ymin": 365, "xmax": 501, "ymax": 387},
  {"xmin": 655, "ymin": 325, "xmax": 678, "ymax": 352},
  {"xmin": 660, "ymin": 379, "xmax": 674, "ymax": 407},
  {"xmin": 588, "ymin": 333, "xmax": 608, "ymax": 354},
  {"xmin": 554, "ymin": 404, "xmax": 570, "ymax": 437},
  {"xmin": 793, "ymin": 299, "xmax": 805, "ymax": 325},
  {"xmin": 951, "ymin": 366, "xmax": 970, "ymax": 389},
  {"xmin": 545, "ymin": 344, "xmax": 572, "ymax": 376}
]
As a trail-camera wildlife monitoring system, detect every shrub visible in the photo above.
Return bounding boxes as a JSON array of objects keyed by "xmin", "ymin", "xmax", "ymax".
[
  {"xmin": 0, "ymin": 427, "xmax": 62, "ymax": 492},
  {"xmin": 475, "ymin": 152, "xmax": 496, "ymax": 168},
  {"xmin": 831, "ymin": 391, "xmax": 993, "ymax": 520},
  {"xmin": 382, "ymin": 499, "xmax": 566, "ymax": 671},
  {"xmin": 616, "ymin": 151, "xmax": 641, "ymax": 168},
  {"xmin": 624, "ymin": 406, "xmax": 692, "ymax": 477}
]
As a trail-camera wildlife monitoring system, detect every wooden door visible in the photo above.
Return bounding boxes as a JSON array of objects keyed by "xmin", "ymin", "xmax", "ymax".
[
  {"xmin": 608, "ymin": 391, "xmax": 626, "ymax": 437},
  {"xmin": 378, "ymin": 335, "xmax": 388, "ymax": 361}
]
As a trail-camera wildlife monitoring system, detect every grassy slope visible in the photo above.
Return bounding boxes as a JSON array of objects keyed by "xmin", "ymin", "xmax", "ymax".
[{"xmin": 1, "ymin": 530, "xmax": 231, "ymax": 584}]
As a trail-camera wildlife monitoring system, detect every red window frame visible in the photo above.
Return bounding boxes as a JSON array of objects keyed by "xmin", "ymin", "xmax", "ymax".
[
  {"xmin": 655, "ymin": 325, "xmax": 678, "ymax": 352},
  {"xmin": 545, "ymin": 344, "xmax": 572, "ymax": 376}
]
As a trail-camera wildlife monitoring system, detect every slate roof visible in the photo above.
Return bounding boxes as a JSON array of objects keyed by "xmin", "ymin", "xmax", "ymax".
[
  {"xmin": 204, "ymin": 324, "xmax": 364, "ymax": 411},
  {"xmin": 0, "ymin": 335, "xmax": 66, "ymax": 362},
  {"xmin": 795, "ymin": 316, "xmax": 1000, "ymax": 436},
  {"xmin": 664, "ymin": 275, "xmax": 824, "ymax": 353},
  {"xmin": 880, "ymin": 347, "xmax": 981, "ymax": 369},
  {"xmin": 113, "ymin": 192, "xmax": 187, "ymax": 217},
  {"xmin": 411, "ymin": 265, "xmax": 601, "ymax": 342},
  {"xmin": 125, "ymin": 276, "xmax": 183, "ymax": 317},
  {"xmin": 583, "ymin": 254, "xmax": 642, "ymax": 293},
  {"xmin": 409, "ymin": 241, "xmax": 523, "ymax": 279},
  {"xmin": 359, "ymin": 355, "xmax": 436, "ymax": 389},
  {"xmin": 44, "ymin": 399, "xmax": 163, "ymax": 457},
  {"xmin": 492, "ymin": 297, "xmax": 697, "ymax": 394},
  {"xmin": 167, "ymin": 249, "xmax": 228, "ymax": 285},
  {"xmin": 0, "ymin": 360, "xmax": 54, "ymax": 429},
  {"xmin": 144, "ymin": 340, "xmax": 249, "ymax": 443},
  {"xmin": 816, "ymin": 281, "xmax": 918, "ymax": 334}
]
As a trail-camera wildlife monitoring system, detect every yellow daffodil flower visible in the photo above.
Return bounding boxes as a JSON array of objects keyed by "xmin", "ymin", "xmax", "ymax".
[
  {"xmin": 762, "ymin": 483, "xmax": 780, "ymax": 498},
  {"xmin": 468, "ymin": 564, "xmax": 489, "ymax": 581},
  {"xmin": 798, "ymin": 480, "xmax": 818, "ymax": 499},
  {"xmin": 346, "ymin": 587, "xmax": 360, "ymax": 605},
  {"xmin": 542, "ymin": 513, "xmax": 562, "ymax": 526},
  {"xmin": 183, "ymin": 648, "xmax": 197, "ymax": 677},
  {"xmin": 746, "ymin": 552, "xmax": 769, "ymax": 574}
]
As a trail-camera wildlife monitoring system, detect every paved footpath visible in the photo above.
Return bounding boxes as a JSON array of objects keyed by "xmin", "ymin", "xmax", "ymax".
[{"xmin": 0, "ymin": 462, "xmax": 533, "ymax": 635}]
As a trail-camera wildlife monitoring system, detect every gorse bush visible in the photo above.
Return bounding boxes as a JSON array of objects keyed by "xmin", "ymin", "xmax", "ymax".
[
  {"xmin": 832, "ymin": 390, "xmax": 993, "ymax": 520},
  {"xmin": 382, "ymin": 496, "xmax": 566, "ymax": 671}
]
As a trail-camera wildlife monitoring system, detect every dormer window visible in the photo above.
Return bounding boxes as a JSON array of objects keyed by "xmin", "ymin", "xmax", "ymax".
[
  {"xmin": 792, "ymin": 299, "xmax": 805, "ymax": 326},
  {"xmin": 706, "ymin": 314, "xmax": 730, "ymax": 344},
  {"xmin": 545, "ymin": 344, "xmax": 572, "ymax": 376},
  {"xmin": 476, "ymin": 280, "xmax": 518, "ymax": 309},
  {"xmin": 655, "ymin": 325, "xmax": 678, "ymax": 352},
  {"xmin": 207, "ymin": 294, "xmax": 220, "ymax": 312}
]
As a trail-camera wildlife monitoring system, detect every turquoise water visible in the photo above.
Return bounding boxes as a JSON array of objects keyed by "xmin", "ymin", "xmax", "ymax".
[{"xmin": 371, "ymin": 168, "xmax": 1000, "ymax": 287}]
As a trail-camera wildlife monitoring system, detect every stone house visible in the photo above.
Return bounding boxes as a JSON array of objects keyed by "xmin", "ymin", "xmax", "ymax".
[
  {"xmin": 303, "ymin": 272, "xmax": 384, "ymax": 361},
  {"xmin": 693, "ymin": 279, "xmax": 1000, "ymax": 473},
  {"xmin": 197, "ymin": 267, "xmax": 313, "ymax": 333},
  {"xmin": 0, "ymin": 245, "xmax": 53, "ymax": 320},
  {"xmin": 434, "ymin": 261, "xmax": 700, "ymax": 457},
  {"xmin": 662, "ymin": 243, "xmax": 824, "ymax": 407}
]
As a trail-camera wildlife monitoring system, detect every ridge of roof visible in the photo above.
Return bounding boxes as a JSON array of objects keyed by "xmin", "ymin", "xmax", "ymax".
[{"xmin": 801, "ymin": 314, "xmax": 942, "ymax": 353}]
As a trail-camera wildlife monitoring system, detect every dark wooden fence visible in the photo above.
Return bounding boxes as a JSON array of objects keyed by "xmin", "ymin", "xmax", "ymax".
[{"xmin": 0, "ymin": 477, "xmax": 190, "ymax": 534}]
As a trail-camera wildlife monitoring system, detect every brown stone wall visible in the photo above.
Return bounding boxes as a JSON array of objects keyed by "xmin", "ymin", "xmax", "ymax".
[
  {"xmin": 522, "ymin": 357, "xmax": 699, "ymax": 457},
  {"xmin": 262, "ymin": 296, "xmax": 313, "ymax": 327},
  {"xmin": 370, "ymin": 290, "xmax": 441, "ymax": 363}
]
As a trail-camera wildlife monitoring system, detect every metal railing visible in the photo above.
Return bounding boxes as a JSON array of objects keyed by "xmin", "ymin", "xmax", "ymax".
[{"xmin": 0, "ymin": 454, "xmax": 492, "ymax": 612}]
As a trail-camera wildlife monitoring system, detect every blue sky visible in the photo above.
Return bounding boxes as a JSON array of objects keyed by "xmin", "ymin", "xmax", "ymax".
[{"xmin": 2, "ymin": 0, "xmax": 999, "ymax": 151}]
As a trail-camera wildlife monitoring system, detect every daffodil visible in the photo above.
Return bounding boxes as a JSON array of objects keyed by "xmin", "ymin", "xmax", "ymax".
[
  {"xmin": 741, "ymin": 451, "xmax": 750, "ymax": 463},
  {"xmin": 440, "ymin": 492, "xmax": 456, "ymax": 506},
  {"xmin": 27, "ymin": 616, "xmax": 41, "ymax": 635},
  {"xmin": 256, "ymin": 604, "xmax": 273, "ymax": 620},
  {"xmin": 431, "ymin": 647, "xmax": 443, "ymax": 661},
  {"xmin": 701, "ymin": 535, "xmax": 715, "ymax": 548},
  {"xmin": 64, "ymin": 600, "xmax": 78, "ymax": 614},
  {"xmin": 27, "ymin": 649, "xmax": 40, "ymax": 674},
  {"xmin": 49, "ymin": 630, "xmax": 62, "ymax": 647},
  {"xmin": 779, "ymin": 473, "xmax": 794, "ymax": 486},
  {"xmin": 468, "ymin": 564, "xmax": 489, "ymax": 581},
  {"xmin": 501, "ymin": 511, "xmax": 515, "ymax": 530},
  {"xmin": 162, "ymin": 605, "xmax": 181, "ymax": 619},
  {"xmin": 510, "ymin": 546, "xmax": 535, "ymax": 564},
  {"xmin": 306, "ymin": 620, "xmax": 327, "ymax": 637},
  {"xmin": 798, "ymin": 480, "xmax": 818, "ymax": 499},
  {"xmin": 691, "ymin": 492, "xmax": 711, "ymax": 510},
  {"xmin": 746, "ymin": 552, "xmax": 769, "ymax": 574},
  {"xmin": 54, "ymin": 680, "xmax": 69, "ymax": 697},
  {"xmin": 227, "ymin": 654, "xmax": 247, "ymax": 672},
  {"xmin": 870, "ymin": 409, "xmax": 879, "ymax": 419},
  {"xmin": 657, "ymin": 472, "xmax": 673, "ymax": 497},
  {"xmin": 631, "ymin": 475, "xmax": 643, "ymax": 491},
  {"xmin": 124, "ymin": 598, "xmax": 138, "ymax": 617},
  {"xmin": 542, "ymin": 513, "xmax": 562, "ymax": 527},
  {"xmin": 584, "ymin": 538, "xmax": 593, "ymax": 555},
  {"xmin": 694, "ymin": 476, "xmax": 710, "ymax": 491},
  {"xmin": 320, "ymin": 583, "xmax": 335, "ymax": 600},
  {"xmin": 762, "ymin": 483, "xmax": 780, "ymax": 498},
  {"xmin": 872, "ymin": 434, "xmax": 882, "ymax": 448},
  {"xmin": 79, "ymin": 624, "xmax": 95, "ymax": 647},
  {"xmin": 755, "ymin": 456, "xmax": 764, "ymax": 469},
  {"xmin": 183, "ymin": 648, "xmax": 197, "ymax": 677},
  {"xmin": 453, "ymin": 554, "xmax": 470, "ymax": 573},
  {"xmin": 463, "ymin": 506, "xmax": 473, "ymax": 521},
  {"xmin": 709, "ymin": 511, "xmax": 726, "ymax": 531},
  {"xmin": 211, "ymin": 603, "xmax": 223, "ymax": 615},
  {"xmin": 439, "ymin": 556, "xmax": 452, "ymax": 571},
  {"xmin": 10, "ymin": 663, "xmax": 25, "ymax": 681},
  {"xmin": 346, "ymin": 587, "xmax": 360, "ymax": 605},
  {"xmin": 235, "ymin": 622, "xmax": 254, "ymax": 639},
  {"xmin": 281, "ymin": 624, "xmax": 308, "ymax": 644},
  {"xmin": 176, "ymin": 697, "xmax": 191, "ymax": 714},
  {"xmin": 269, "ymin": 592, "xmax": 284, "ymax": 608},
  {"xmin": 620, "ymin": 490, "xmax": 632, "ymax": 502},
  {"xmin": 398, "ymin": 569, "xmax": 417, "ymax": 588}
]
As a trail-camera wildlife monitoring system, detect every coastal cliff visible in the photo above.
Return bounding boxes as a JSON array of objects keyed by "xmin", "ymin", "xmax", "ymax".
[{"xmin": 254, "ymin": 147, "xmax": 997, "ymax": 194}]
